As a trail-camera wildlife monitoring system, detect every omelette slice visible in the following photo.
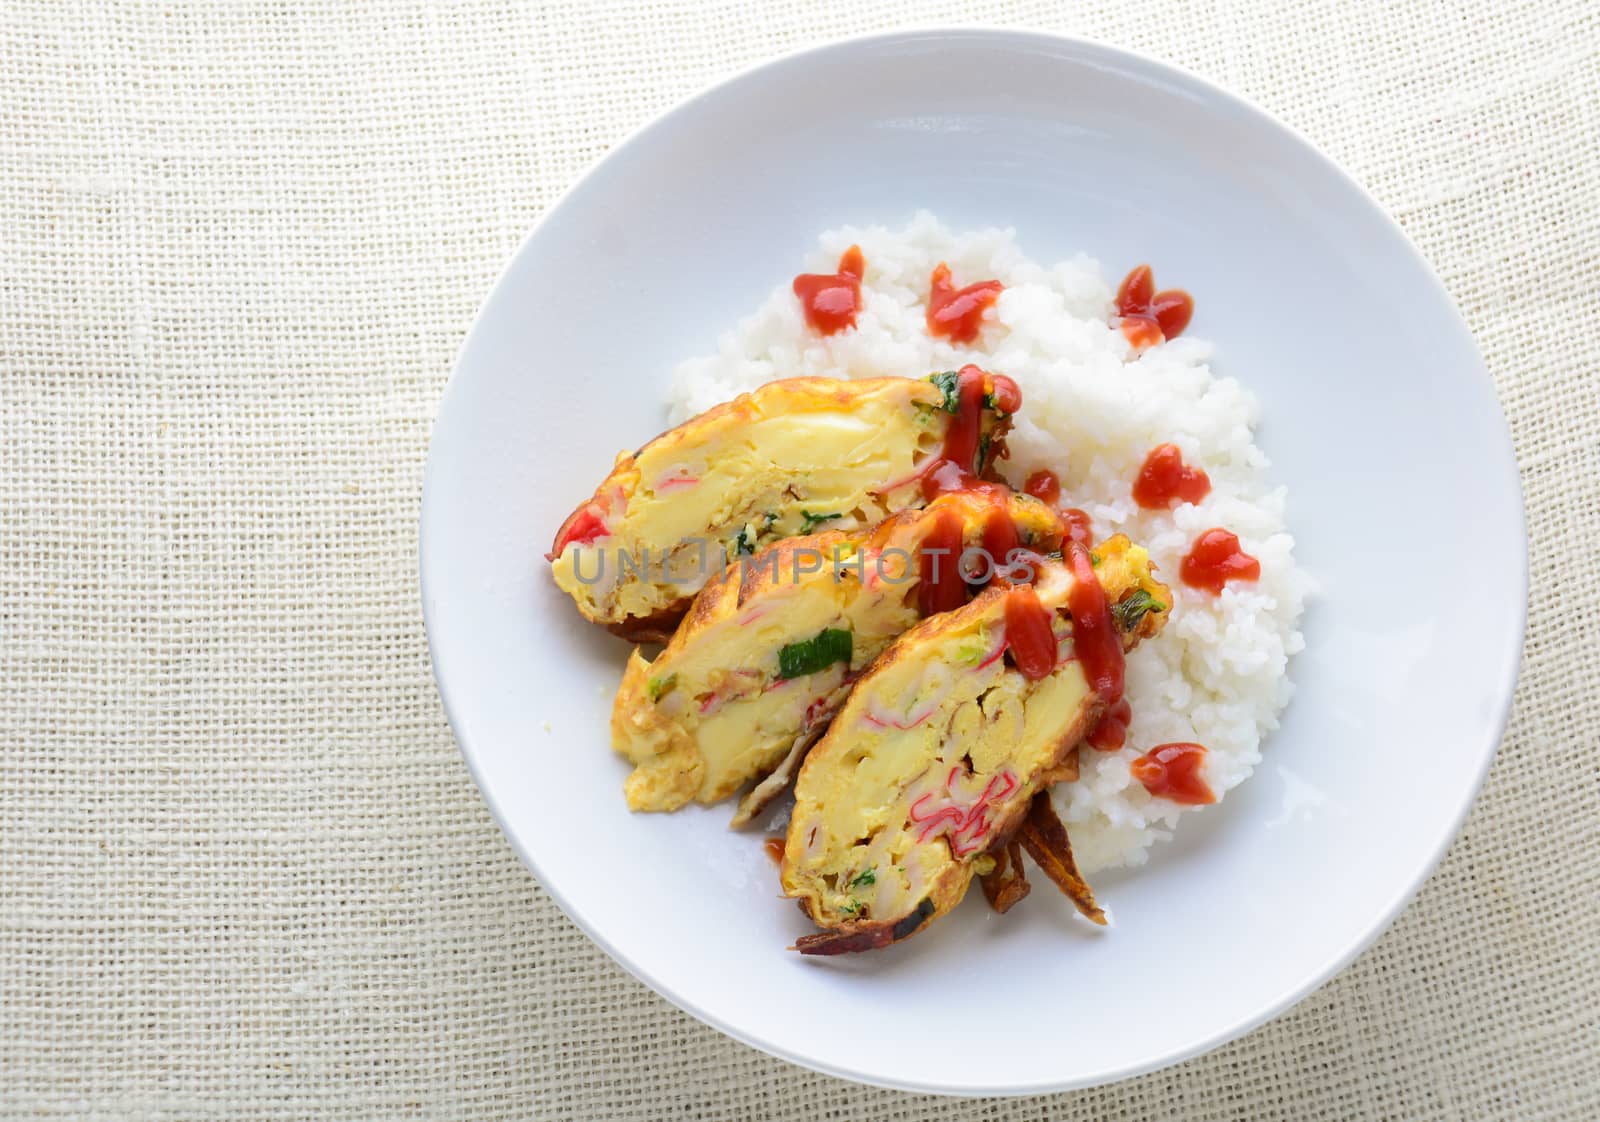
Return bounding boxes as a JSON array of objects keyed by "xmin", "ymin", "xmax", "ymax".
[
  {"xmin": 780, "ymin": 537, "xmax": 1169, "ymax": 955},
  {"xmin": 548, "ymin": 370, "xmax": 1016, "ymax": 641},
  {"xmin": 611, "ymin": 488, "xmax": 1064, "ymax": 818}
]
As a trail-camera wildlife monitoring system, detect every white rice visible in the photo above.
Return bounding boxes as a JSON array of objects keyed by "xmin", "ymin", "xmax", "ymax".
[{"xmin": 667, "ymin": 212, "xmax": 1309, "ymax": 874}]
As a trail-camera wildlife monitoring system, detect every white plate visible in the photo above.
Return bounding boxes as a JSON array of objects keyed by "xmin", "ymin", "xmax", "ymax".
[{"xmin": 421, "ymin": 30, "xmax": 1525, "ymax": 1095}]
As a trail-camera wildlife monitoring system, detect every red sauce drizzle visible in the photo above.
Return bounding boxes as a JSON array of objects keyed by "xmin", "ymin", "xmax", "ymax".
[
  {"xmin": 926, "ymin": 263, "xmax": 1004, "ymax": 344},
  {"xmin": 1023, "ymin": 469, "xmax": 1060, "ymax": 506},
  {"xmin": 1086, "ymin": 698, "xmax": 1132, "ymax": 751},
  {"xmin": 546, "ymin": 503, "xmax": 607, "ymax": 561},
  {"xmin": 1003, "ymin": 586, "xmax": 1058, "ymax": 681},
  {"xmin": 1116, "ymin": 264, "xmax": 1194, "ymax": 352},
  {"xmin": 1065, "ymin": 541, "xmax": 1124, "ymax": 704},
  {"xmin": 908, "ymin": 369, "xmax": 1030, "ymax": 608},
  {"xmin": 793, "ymin": 245, "xmax": 865, "ymax": 335},
  {"xmin": 930, "ymin": 365, "xmax": 996, "ymax": 483},
  {"xmin": 1133, "ymin": 443, "xmax": 1211, "ymax": 509},
  {"xmin": 1180, "ymin": 528, "xmax": 1261, "ymax": 594},
  {"xmin": 903, "ymin": 369, "xmax": 1103, "ymax": 608},
  {"xmin": 1130, "ymin": 743, "xmax": 1216, "ymax": 804},
  {"xmin": 917, "ymin": 367, "xmax": 1019, "ymax": 507},
  {"xmin": 921, "ymin": 465, "xmax": 1043, "ymax": 591},
  {"xmin": 980, "ymin": 507, "xmax": 1020, "ymax": 579},
  {"xmin": 1060, "ymin": 508, "xmax": 1092, "ymax": 547},
  {"xmin": 917, "ymin": 506, "xmax": 968, "ymax": 617},
  {"xmin": 763, "ymin": 837, "xmax": 785, "ymax": 864},
  {"xmin": 1020, "ymin": 469, "xmax": 1090, "ymax": 545},
  {"xmin": 921, "ymin": 459, "xmax": 1003, "ymax": 502},
  {"xmin": 988, "ymin": 376, "xmax": 1022, "ymax": 415}
]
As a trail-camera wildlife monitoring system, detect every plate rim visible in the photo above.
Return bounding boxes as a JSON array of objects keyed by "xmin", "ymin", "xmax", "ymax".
[{"xmin": 419, "ymin": 26, "xmax": 1528, "ymax": 1096}]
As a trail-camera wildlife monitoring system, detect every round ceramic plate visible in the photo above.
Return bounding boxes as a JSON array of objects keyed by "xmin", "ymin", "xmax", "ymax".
[{"xmin": 421, "ymin": 30, "xmax": 1525, "ymax": 1095}]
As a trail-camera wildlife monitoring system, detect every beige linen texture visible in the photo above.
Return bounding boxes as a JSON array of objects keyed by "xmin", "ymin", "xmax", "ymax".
[{"xmin": 2, "ymin": 1, "xmax": 1595, "ymax": 1118}]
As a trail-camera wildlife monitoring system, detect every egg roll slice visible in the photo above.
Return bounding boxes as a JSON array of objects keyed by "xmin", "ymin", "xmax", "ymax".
[
  {"xmin": 611, "ymin": 488, "xmax": 1063, "ymax": 816},
  {"xmin": 549, "ymin": 369, "xmax": 1016, "ymax": 642},
  {"xmin": 780, "ymin": 538, "xmax": 1168, "ymax": 955}
]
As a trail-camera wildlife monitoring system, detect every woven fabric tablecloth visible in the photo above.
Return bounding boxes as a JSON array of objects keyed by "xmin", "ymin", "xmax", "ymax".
[{"xmin": 3, "ymin": 1, "xmax": 1596, "ymax": 1117}]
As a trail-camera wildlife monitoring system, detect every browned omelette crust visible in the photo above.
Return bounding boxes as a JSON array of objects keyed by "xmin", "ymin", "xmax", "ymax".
[
  {"xmin": 978, "ymin": 839, "xmax": 1031, "ymax": 915},
  {"xmin": 604, "ymin": 606, "xmax": 686, "ymax": 645},
  {"xmin": 1017, "ymin": 792, "xmax": 1105, "ymax": 924},
  {"xmin": 628, "ymin": 377, "xmax": 929, "ymax": 477}
]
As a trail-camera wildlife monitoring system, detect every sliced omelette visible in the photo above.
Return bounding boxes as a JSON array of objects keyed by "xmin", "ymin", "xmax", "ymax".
[
  {"xmin": 611, "ymin": 488, "xmax": 1064, "ymax": 818},
  {"xmin": 780, "ymin": 538, "xmax": 1169, "ymax": 954},
  {"xmin": 548, "ymin": 370, "xmax": 1016, "ymax": 641}
]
